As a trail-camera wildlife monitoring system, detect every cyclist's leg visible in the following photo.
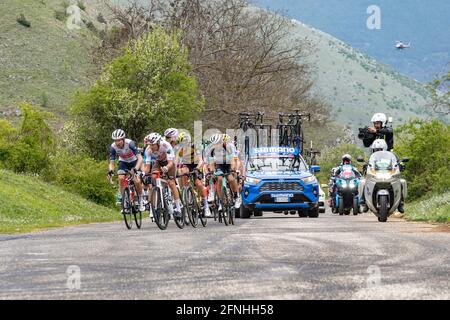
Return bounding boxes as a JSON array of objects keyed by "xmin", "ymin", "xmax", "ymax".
[
  {"xmin": 180, "ymin": 165, "xmax": 190, "ymax": 187},
  {"xmin": 117, "ymin": 161, "xmax": 130, "ymax": 195}
]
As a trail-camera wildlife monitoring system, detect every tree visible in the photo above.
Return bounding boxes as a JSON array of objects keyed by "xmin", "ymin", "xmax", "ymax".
[
  {"xmin": 71, "ymin": 28, "xmax": 204, "ymax": 160},
  {"xmin": 99, "ymin": 0, "xmax": 330, "ymax": 130},
  {"xmin": 395, "ymin": 119, "xmax": 450, "ymax": 200},
  {"xmin": 427, "ymin": 69, "xmax": 449, "ymax": 116}
]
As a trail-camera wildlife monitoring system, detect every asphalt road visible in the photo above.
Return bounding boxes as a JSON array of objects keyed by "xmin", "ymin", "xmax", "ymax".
[{"xmin": 0, "ymin": 210, "xmax": 449, "ymax": 300}]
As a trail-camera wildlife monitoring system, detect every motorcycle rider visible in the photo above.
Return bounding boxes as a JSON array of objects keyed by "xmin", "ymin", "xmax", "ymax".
[
  {"xmin": 328, "ymin": 155, "xmax": 361, "ymax": 210},
  {"xmin": 359, "ymin": 139, "xmax": 405, "ymax": 214},
  {"xmin": 360, "ymin": 113, "xmax": 394, "ymax": 151}
]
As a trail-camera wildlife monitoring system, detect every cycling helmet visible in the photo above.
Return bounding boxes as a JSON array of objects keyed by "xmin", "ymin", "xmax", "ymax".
[
  {"xmin": 223, "ymin": 134, "xmax": 232, "ymax": 143},
  {"xmin": 147, "ymin": 133, "xmax": 162, "ymax": 145},
  {"xmin": 210, "ymin": 134, "xmax": 222, "ymax": 144},
  {"xmin": 371, "ymin": 139, "xmax": 388, "ymax": 152},
  {"xmin": 371, "ymin": 113, "xmax": 387, "ymax": 126},
  {"xmin": 177, "ymin": 132, "xmax": 191, "ymax": 144},
  {"xmin": 164, "ymin": 128, "xmax": 179, "ymax": 139},
  {"xmin": 112, "ymin": 129, "xmax": 126, "ymax": 140}
]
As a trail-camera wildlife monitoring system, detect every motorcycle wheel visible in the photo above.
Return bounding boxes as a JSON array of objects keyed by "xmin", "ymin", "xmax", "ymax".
[
  {"xmin": 378, "ymin": 195, "xmax": 389, "ymax": 222},
  {"xmin": 353, "ymin": 197, "xmax": 359, "ymax": 216},
  {"xmin": 338, "ymin": 198, "xmax": 344, "ymax": 216}
]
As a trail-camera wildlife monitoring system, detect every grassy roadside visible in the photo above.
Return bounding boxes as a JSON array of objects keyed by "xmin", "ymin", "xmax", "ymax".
[
  {"xmin": 404, "ymin": 192, "xmax": 450, "ymax": 224},
  {"xmin": 0, "ymin": 170, "xmax": 120, "ymax": 234}
]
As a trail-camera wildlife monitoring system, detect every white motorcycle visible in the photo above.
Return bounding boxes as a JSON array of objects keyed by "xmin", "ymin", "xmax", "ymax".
[{"xmin": 358, "ymin": 151, "xmax": 408, "ymax": 222}]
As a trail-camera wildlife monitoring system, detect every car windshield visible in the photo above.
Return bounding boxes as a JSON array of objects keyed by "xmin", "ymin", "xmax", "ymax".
[
  {"xmin": 248, "ymin": 156, "xmax": 308, "ymax": 172},
  {"xmin": 369, "ymin": 151, "xmax": 398, "ymax": 171}
]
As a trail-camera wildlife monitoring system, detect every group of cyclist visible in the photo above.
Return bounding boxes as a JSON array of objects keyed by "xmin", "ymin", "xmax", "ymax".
[{"xmin": 107, "ymin": 128, "xmax": 244, "ymax": 222}]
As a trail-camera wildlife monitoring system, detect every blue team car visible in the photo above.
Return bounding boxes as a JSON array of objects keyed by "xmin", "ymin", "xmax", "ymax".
[{"xmin": 239, "ymin": 147, "xmax": 321, "ymax": 219}]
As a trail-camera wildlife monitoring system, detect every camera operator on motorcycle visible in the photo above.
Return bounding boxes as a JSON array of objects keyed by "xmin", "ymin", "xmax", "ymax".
[{"xmin": 359, "ymin": 113, "xmax": 394, "ymax": 151}]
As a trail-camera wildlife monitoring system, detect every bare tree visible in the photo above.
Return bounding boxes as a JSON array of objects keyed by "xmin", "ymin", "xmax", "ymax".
[{"xmin": 97, "ymin": 0, "xmax": 330, "ymax": 129}]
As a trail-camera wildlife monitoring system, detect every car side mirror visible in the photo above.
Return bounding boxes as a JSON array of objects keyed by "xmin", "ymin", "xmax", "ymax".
[
  {"xmin": 311, "ymin": 165, "xmax": 321, "ymax": 173},
  {"xmin": 402, "ymin": 158, "xmax": 410, "ymax": 163},
  {"xmin": 357, "ymin": 156, "xmax": 365, "ymax": 163}
]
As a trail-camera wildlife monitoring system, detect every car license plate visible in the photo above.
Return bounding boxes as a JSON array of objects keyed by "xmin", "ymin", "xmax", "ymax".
[{"xmin": 275, "ymin": 197, "xmax": 290, "ymax": 203}]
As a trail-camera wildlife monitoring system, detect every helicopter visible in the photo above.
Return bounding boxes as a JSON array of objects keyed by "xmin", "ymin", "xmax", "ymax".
[{"xmin": 395, "ymin": 41, "xmax": 411, "ymax": 49}]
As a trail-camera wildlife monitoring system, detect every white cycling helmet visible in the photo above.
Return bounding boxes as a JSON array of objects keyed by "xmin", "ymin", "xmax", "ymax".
[
  {"xmin": 112, "ymin": 129, "xmax": 126, "ymax": 140},
  {"xmin": 371, "ymin": 113, "xmax": 387, "ymax": 126},
  {"xmin": 164, "ymin": 128, "xmax": 179, "ymax": 139},
  {"xmin": 371, "ymin": 139, "xmax": 388, "ymax": 152},
  {"xmin": 210, "ymin": 133, "xmax": 223, "ymax": 144},
  {"xmin": 147, "ymin": 133, "xmax": 162, "ymax": 145},
  {"xmin": 177, "ymin": 132, "xmax": 191, "ymax": 144}
]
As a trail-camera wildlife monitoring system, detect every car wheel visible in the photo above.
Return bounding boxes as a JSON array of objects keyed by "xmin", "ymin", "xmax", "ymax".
[
  {"xmin": 240, "ymin": 205, "xmax": 252, "ymax": 219},
  {"xmin": 298, "ymin": 210, "xmax": 308, "ymax": 218},
  {"xmin": 308, "ymin": 207, "xmax": 320, "ymax": 218}
]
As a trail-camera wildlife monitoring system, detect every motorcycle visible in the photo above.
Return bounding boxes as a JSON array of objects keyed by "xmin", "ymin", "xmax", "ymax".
[
  {"xmin": 333, "ymin": 165, "xmax": 361, "ymax": 216},
  {"xmin": 358, "ymin": 152, "xmax": 408, "ymax": 222}
]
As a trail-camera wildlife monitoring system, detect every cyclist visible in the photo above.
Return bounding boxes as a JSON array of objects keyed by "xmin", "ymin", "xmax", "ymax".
[
  {"xmin": 144, "ymin": 133, "xmax": 182, "ymax": 218},
  {"xmin": 175, "ymin": 132, "xmax": 212, "ymax": 218},
  {"xmin": 206, "ymin": 133, "xmax": 242, "ymax": 210},
  {"xmin": 108, "ymin": 129, "xmax": 145, "ymax": 212}
]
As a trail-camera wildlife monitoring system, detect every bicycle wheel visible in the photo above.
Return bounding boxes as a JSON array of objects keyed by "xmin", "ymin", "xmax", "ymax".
[
  {"xmin": 185, "ymin": 187, "xmax": 200, "ymax": 228},
  {"xmin": 199, "ymin": 196, "xmax": 208, "ymax": 228},
  {"xmin": 133, "ymin": 190, "xmax": 142, "ymax": 229},
  {"xmin": 220, "ymin": 186, "xmax": 229, "ymax": 226},
  {"xmin": 174, "ymin": 193, "xmax": 186, "ymax": 230},
  {"xmin": 121, "ymin": 188, "xmax": 133, "ymax": 230},
  {"xmin": 151, "ymin": 187, "xmax": 169, "ymax": 230},
  {"xmin": 214, "ymin": 188, "xmax": 221, "ymax": 223},
  {"xmin": 228, "ymin": 190, "xmax": 236, "ymax": 226}
]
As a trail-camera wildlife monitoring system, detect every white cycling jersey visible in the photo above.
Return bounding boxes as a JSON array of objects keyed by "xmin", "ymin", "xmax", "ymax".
[
  {"xmin": 144, "ymin": 140, "xmax": 175, "ymax": 164},
  {"xmin": 205, "ymin": 142, "xmax": 238, "ymax": 165}
]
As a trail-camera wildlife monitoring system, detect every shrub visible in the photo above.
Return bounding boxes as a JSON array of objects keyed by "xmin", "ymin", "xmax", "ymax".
[
  {"xmin": 42, "ymin": 150, "xmax": 116, "ymax": 207},
  {"xmin": 0, "ymin": 103, "xmax": 55, "ymax": 174},
  {"xmin": 97, "ymin": 13, "xmax": 106, "ymax": 24},
  {"xmin": 71, "ymin": 28, "xmax": 204, "ymax": 160},
  {"xmin": 54, "ymin": 10, "xmax": 66, "ymax": 22},
  {"xmin": 77, "ymin": 1, "xmax": 86, "ymax": 11},
  {"xmin": 395, "ymin": 119, "xmax": 450, "ymax": 200},
  {"xmin": 17, "ymin": 14, "xmax": 31, "ymax": 28}
]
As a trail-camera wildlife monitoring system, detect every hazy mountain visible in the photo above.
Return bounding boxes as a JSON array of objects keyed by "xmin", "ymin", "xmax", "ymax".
[{"xmin": 252, "ymin": 0, "xmax": 450, "ymax": 83}]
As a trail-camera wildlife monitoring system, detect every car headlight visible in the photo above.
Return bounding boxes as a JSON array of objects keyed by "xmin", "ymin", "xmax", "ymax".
[
  {"xmin": 341, "ymin": 180, "xmax": 348, "ymax": 188},
  {"xmin": 302, "ymin": 176, "xmax": 316, "ymax": 184},
  {"xmin": 246, "ymin": 177, "xmax": 261, "ymax": 185},
  {"xmin": 349, "ymin": 181, "xmax": 356, "ymax": 189}
]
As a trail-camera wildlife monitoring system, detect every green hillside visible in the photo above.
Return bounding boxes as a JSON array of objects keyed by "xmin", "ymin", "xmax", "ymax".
[
  {"xmin": 0, "ymin": 169, "xmax": 119, "ymax": 234},
  {"xmin": 0, "ymin": 0, "xmax": 104, "ymax": 118},
  {"xmin": 0, "ymin": 1, "xmax": 446, "ymax": 131}
]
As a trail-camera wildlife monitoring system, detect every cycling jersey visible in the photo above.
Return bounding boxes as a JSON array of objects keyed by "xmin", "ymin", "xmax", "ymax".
[
  {"xmin": 144, "ymin": 140, "xmax": 175, "ymax": 165},
  {"xmin": 205, "ymin": 142, "xmax": 238, "ymax": 165},
  {"xmin": 175, "ymin": 143, "xmax": 203, "ymax": 166},
  {"xmin": 110, "ymin": 139, "xmax": 138, "ymax": 163}
]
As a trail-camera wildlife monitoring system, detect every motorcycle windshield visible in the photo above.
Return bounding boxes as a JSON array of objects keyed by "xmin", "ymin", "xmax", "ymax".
[{"xmin": 369, "ymin": 151, "xmax": 398, "ymax": 171}]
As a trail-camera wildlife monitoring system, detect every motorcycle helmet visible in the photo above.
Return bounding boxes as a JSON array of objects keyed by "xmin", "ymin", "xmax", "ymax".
[
  {"xmin": 371, "ymin": 139, "xmax": 388, "ymax": 153},
  {"xmin": 371, "ymin": 113, "xmax": 387, "ymax": 126},
  {"xmin": 342, "ymin": 154, "xmax": 352, "ymax": 165}
]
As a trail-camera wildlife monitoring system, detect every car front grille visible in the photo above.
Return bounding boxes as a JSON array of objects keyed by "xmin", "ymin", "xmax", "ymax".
[
  {"xmin": 257, "ymin": 194, "xmax": 310, "ymax": 204},
  {"xmin": 260, "ymin": 182, "xmax": 303, "ymax": 192}
]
